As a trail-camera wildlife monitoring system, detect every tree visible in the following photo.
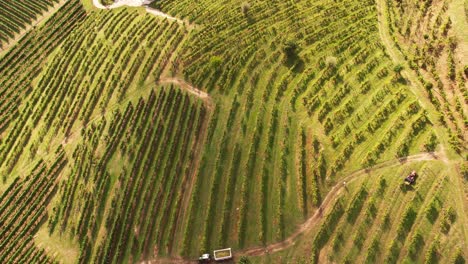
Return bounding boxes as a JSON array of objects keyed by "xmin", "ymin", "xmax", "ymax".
[
  {"xmin": 282, "ymin": 39, "xmax": 300, "ymax": 59},
  {"xmin": 393, "ymin": 64, "xmax": 403, "ymax": 75},
  {"xmin": 392, "ymin": 64, "xmax": 404, "ymax": 82}
]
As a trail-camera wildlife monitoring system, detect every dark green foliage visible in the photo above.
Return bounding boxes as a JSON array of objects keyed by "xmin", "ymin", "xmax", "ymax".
[
  {"xmin": 365, "ymin": 237, "xmax": 380, "ymax": 263},
  {"xmin": 408, "ymin": 232, "xmax": 424, "ymax": 259},
  {"xmin": 425, "ymin": 198, "xmax": 440, "ymax": 223},
  {"xmin": 313, "ymin": 198, "xmax": 344, "ymax": 250},
  {"xmin": 424, "ymin": 133, "xmax": 438, "ymax": 152},
  {"xmin": 452, "ymin": 248, "xmax": 466, "ymax": 264},
  {"xmin": 424, "ymin": 240, "xmax": 439, "ymax": 264},
  {"xmin": 441, "ymin": 206, "xmax": 457, "ymax": 233},
  {"xmin": 346, "ymin": 187, "xmax": 368, "ymax": 223},
  {"xmin": 238, "ymin": 256, "xmax": 251, "ymax": 264},
  {"xmin": 210, "ymin": 56, "xmax": 223, "ymax": 70},
  {"xmin": 282, "ymin": 39, "xmax": 300, "ymax": 60},
  {"xmin": 461, "ymin": 162, "xmax": 468, "ymax": 181},
  {"xmin": 378, "ymin": 178, "xmax": 387, "ymax": 196},
  {"xmin": 396, "ymin": 207, "xmax": 417, "ymax": 240}
]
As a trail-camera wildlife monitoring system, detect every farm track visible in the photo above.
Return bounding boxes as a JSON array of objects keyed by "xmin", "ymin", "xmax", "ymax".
[
  {"xmin": 4, "ymin": 0, "xmax": 465, "ymax": 261},
  {"xmin": 236, "ymin": 152, "xmax": 441, "ymax": 257},
  {"xmin": 146, "ymin": 152, "xmax": 441, "ymax": 263},
  {"xmin": 159, "ymin": 77, "xmax": 213, "ymax": 110},
  {"xmin": 375, "ymin": 0, "xmax": 453, "ymax": 159}
]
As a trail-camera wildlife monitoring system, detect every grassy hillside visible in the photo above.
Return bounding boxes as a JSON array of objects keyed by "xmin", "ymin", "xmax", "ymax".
[
  {"xmin": 0, "ymin": 0, "xmax": 466, "ymax": 263},
  {"xmin": 152, "ymin": 0, "xmax": 439, "ymax": 257},
  {"xmin": 386, "ymin": 0, "xmax": 467, "ymax": 155},
  {"xmin": 251, "ymin": 161, "xmax": 466, "ymax": 264}
]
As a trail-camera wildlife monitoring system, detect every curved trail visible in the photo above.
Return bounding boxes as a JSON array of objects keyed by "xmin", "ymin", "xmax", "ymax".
[
  {"xmin": 144, "ymin": 152, "xmax": 440, "ymax": 263},
  {"xmin": 92, "ymin": 0, "xmax": 464, "ymax": 261},
  {"xmin": 92, "ymin": 0, "xmax": 183, "ymax": 23},
  {"xmin": 236, "ymin": 152, "xmax": 440, "ymax": 257}
]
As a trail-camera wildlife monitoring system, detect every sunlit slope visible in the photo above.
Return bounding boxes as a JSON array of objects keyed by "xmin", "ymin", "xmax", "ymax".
[
  {"xmin": 0, "ymin": 2, "xmax": 206, "ymax": 263},
  {"xmin": 151, "ymin": 0, "xmax": 435, "ymax": 257}
]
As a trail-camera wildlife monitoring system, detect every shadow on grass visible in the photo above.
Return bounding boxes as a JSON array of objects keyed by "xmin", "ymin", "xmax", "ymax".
[{"xmin": 399, "ymin": 183, "xmax": 415, "ymax": 193}]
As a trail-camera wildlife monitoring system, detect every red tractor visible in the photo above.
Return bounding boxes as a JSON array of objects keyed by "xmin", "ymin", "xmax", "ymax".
[{"xmin": 404, "ymin": 170, "xmax": 418, "ymax": 185}]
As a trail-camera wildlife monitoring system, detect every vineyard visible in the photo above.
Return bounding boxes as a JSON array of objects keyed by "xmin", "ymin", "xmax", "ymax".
[
  {"xmin": 153, "ymin": 0, "xmax": 448, "ymax": 257},
  {"xmin": 386, "ymin": 0, "xmax": 467, "ymax": 155},
  {"xmin": 0, "ymin": 0, "xmax": 63, "ymax": 50},
  {"xmin": 275, "ymin": 161, "xmax": 466, "ymax": 264},
  {"xmin": 0, "ymin": 0, "xmax": 467, "ymax": 263}
]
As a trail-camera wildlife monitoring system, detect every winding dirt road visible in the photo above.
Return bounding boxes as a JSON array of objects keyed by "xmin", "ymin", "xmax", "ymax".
[
  {"xmin": 376, "ymin": 0, "xmax": 468, "ymax": 246},
  {"xmin": 236, "ymin": 152, "xmax": 440, "ymax": 257},
  {"xmin": 143, "ymin": 152, "xmax": 441, "ymax": 263}
]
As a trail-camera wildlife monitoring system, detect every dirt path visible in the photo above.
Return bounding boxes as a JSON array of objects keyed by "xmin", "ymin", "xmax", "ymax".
[
  {"xmin": 158, "ymin": 77, "xmax": 213, "ymax": 109},
  {"xmin": 236, "ymin": 152, "xmax": 440, "ymax": 257},
  {"xmin": 143, "ymin": 152, "xmax": 440, "ymax": 263},
  {"xmin": 92, "ymin": 0, "xmax": 183, "ymax": 23},
  {"xmin": 375, "ymin": 0, "xmax": 453, "ymax": 161},
  {"xmin": 158, "ymin": 76, "xmax": 215, "ymax": 255}
]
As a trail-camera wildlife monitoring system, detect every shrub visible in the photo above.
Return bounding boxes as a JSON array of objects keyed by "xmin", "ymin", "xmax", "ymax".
[
  {"xmin": 209, "ymin": 56, "xmax": 223, "ymax": 70},
  {"xmin": 393, "ymin": 64, "xmax": 404, "ymax": 74},
  {"xmin": 238, "ymin": 256, "xmax": 250, "ymax": 264},
  {"xmin": 240, "ymin": 2, "xmax": 250, "ymax": 15},
  {"xmin": 325, "ymin": 56, "xmax": 338, "ymax": 68},
  {"xmin": 451, "ymin": 248, "xmax": 465, "ymax": 264},
  {"xmin": 408, "ymin": 232, "xmax": 424, "ymax": 259},
  {"xmin": 346, "ymin": 187, "xmax": 368, "ymax": 223},
  {"xmin": 461, "ymin": 162, "xmax": 468, "ymax": 181},
  {"xmin": 424, "ymin": 240, "xmax": 439, "ymax": 264},
  {"xmin": 397, "ymin": 207, "xmax": 416, "ymax": 240},
  {"xmin": 425, "ymin": 199, "xmax": 439, "ymax": 223},
  {"xmin": 423, "ymin": 133, "xmax": 438, "ymax": 152}
]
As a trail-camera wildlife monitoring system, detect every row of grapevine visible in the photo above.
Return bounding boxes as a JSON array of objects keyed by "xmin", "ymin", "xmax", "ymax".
[
  {"xmin": 45, "ymin": 86, "xmax": 208, "ymax": 263},
  {"xmin": 149, "ymin": 0, "xmax": 434, "ymax": 256},
  {"xmin": 308, "ymin": 163, "xmax": 462, "ymax": 264},
  {"xmin": 386, "ymin": 0, "xmax": 467, "ymax": 154},
  {"xmin": 0, "ymin": 0, "xmax": 60, "ymax": 47},
  {"xmin": 0, "ymin": 148, "xmax": 67, "ymax": 263}
]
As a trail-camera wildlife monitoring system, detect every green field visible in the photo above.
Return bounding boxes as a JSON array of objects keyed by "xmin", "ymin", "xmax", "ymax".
[{"xmin": 0, "ymin": 0, "xmax": 466, "ymax": 263}]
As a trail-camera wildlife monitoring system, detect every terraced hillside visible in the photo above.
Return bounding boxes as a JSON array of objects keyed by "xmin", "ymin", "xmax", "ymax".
[{"xmin": 0, "ymin": 0, "xmax": 466, "ymax": 263}]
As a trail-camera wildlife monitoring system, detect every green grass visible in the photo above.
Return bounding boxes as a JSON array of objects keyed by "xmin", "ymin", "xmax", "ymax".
[
  {"xmin": 0, "ymin": 0, "xmax": 466, "ymax": 263},
  {"xmin": 254, "ymin": 161, "xmax": 466, "ymax": 264}
]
